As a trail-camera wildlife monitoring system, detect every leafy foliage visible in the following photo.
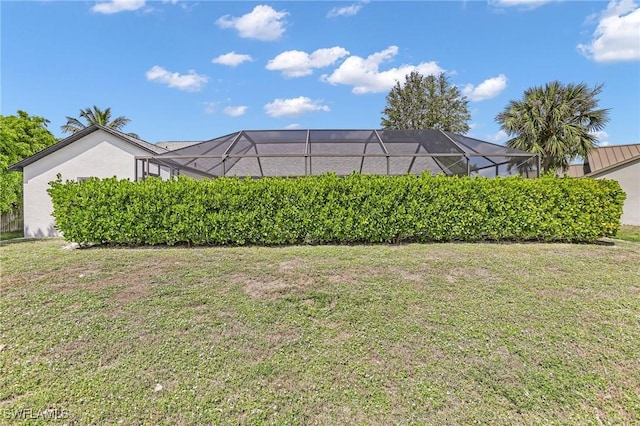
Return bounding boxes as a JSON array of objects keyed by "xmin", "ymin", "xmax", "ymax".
[
  {"xmin": 496, "ymin": 81, "xmax": 610, "ymax": 173},
  {"xmin": 0, "ymin": 111, "xmax": 57, "ymax": 212},
  {"xmin": 381, "ymin": 71, "xmax": 471, "ymax": 133},
  {"xmin": 61, "ymin": 105, "xmax": 138, "ymax": 138},
  {"xmin": 48, "ymin": 174, "xmax": 625, "ymax": 245}
]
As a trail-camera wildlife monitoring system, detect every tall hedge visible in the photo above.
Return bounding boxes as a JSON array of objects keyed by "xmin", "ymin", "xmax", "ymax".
[{"xmin": 48, "ymin": 174, "xmax": 625, "ymax": 245}]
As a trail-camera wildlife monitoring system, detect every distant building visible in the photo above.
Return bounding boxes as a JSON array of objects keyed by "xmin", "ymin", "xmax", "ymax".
[{"xmin": 567, "ymin": 144, "xmax": 640, "ymax": 226}]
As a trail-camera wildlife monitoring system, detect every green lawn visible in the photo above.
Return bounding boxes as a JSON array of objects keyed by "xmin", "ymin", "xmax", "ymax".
[
  {"xmin": 1, "ymin": 239, "xmax": 639, "ymax": 424},
  {"xmin": 0, "ymin": 231, "xmax": 22, "ymax": 241},
  {"xmin": 615, "ymin": 225, "xmax": 640, "ymax": 243}
]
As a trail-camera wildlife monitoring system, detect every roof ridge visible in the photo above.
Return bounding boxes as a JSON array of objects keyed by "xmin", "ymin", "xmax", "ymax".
[
  {"xmin": 92, "ymin": 125, "xmax": 168, "ymax": 153},
  {"xmin": 595, "ymin": 143, "xmax": 640, "ymax": 149},
  {"xmin": 8, "ymin": 125, "xmax": 165, "ymax": 171}
]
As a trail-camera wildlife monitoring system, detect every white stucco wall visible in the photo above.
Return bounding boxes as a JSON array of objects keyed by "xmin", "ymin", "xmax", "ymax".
[
  {"xmin": 22, "ymin": 130, "xmax": 158, "ymax": 237},
  {"xmin": 594, "ymin": 159, "xmax": 640, "ymax": 226}
]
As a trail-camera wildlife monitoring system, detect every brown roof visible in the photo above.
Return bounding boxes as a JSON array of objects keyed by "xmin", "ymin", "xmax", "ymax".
[
  {"xmin": 568, "ymin": 144, "xmax": 640, "ymax": 177},
  {"xmin": 567, "ymin": 163, "xmax": 588, "ymax": 178}
]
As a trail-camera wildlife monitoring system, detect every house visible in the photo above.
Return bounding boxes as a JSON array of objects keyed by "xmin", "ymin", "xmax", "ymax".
[
  {"xmin": 10, "ymin": 127, "xmax": 537, "ymax": 238},
  {"xmin": 567, "ymin": 144, "xmax": 640, "ymax": 225},
  {"xmin": 8, "ymin": 125, "xmax": 196, "ymax": 238}
]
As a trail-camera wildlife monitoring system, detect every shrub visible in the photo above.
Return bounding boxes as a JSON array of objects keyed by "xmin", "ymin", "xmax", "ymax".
[{"xmin": 48, "ymin": 174, "xmax": 625, "ymax": 245}]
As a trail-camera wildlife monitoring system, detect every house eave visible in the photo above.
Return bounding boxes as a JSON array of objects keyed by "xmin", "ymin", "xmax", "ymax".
[
  {"xmin": 8, "ymin": 125, "xmax": 164, "ymax": 172},
  {"xmin": 585, "ymin": 155, "xmax": 640, "ymax": 177}
]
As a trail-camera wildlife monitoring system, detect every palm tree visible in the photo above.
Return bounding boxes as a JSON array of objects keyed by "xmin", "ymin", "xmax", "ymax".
[
  {"xmin": 61, "ymin": 106, "xmax": 138, "ymax": 138},
  {"xmin": 496, "ymin": 81, "xmax": 609, "ymax": 174}
]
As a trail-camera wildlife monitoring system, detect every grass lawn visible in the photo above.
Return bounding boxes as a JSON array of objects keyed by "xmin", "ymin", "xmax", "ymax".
[
  {"xmin": 1, "ymin": 239, "xmax": 639, "ymax": 425},
  {"xmin": 615, "ymin": 225, "xmax": 640, "ymax": 243},
  {"xmin": 0, "ymin": 231, "xmax": 22, "ymax": 241}
]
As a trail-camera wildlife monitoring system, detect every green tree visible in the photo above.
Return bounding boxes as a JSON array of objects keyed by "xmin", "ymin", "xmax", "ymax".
[
  {"xmin": 496, "ymin": 81, "xmax": 610, "ymax": 173},
  {"xmin": 0, "ymin": 111, "xmax": 58, "ymax": 212},
  {"xmin": 61, "ymin": 105, "xmax": 137, "ymax": 137},
  {"xmin": 381, "ymin": 71, "xmax": 471, "ymax": 133}
]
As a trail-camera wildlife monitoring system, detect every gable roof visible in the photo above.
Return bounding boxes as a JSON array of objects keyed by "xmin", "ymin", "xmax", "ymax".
[
  {"xmin": 567, "ymin": 143, "xmax": 640, "ymax": 177},
  {"xmin": 8, "ymin": 124, "xmax": 167, "ymax": 172}
]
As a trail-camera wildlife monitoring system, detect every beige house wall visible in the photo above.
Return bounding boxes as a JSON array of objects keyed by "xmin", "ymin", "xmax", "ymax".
[
  {"xmin": 22, "ymin": 129, "xmax": 162, "ymax": 237},
  {"xmin": 593, "ymin": 160, "xmax": 640, "ymax": 226}
]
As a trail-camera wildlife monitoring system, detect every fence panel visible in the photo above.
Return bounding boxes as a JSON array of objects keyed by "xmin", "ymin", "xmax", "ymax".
[{"xmin": 0, "ymin": 209, "xmax": 24, "ymax": 234}]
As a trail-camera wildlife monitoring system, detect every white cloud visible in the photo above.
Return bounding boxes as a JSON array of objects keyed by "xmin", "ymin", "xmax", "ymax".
[
  {"xmin": 489, "ymin": 0, "xmax": 555, "ymax": 9},
  {"xmin": 487, "ymin": 129, "xmax": 509, "ymax": 143},
  {"xmin": 321, "ymin": 46, "xmax": 444, "ymax": 94},
  {"xmin": 591, "ymin": 130, "xmax": 610, "ymax": 145},
  {"xmin": 212, "ymin": 52, "xmax": 253, "ymax": 67},
  {"xmin": 264, "ymin": 97, "xmax": 330, "ymax": 118},
  {"xmin": 285, "ymin": 123, "xmax": 301, "ymax": 129},
  {"xmin": 462, "ymin": 74, "xmax": 508, "ymax": 101},
  {"xmin": 577, "ymin": 0, "xmax": 640, "ymax": 62},
  {"xmin": 266, "ymin": 47, "xmax": 350, "ymax": 77},
  {"xmin": 327, "ymin": 1, "xmax": 368, "ymax": 18},
  {"xmin": 223, "ymin": 106, "xmax": 248, "ymax": 117},
  {"xmin": 162, "ymin": 0, "xmax": 191, "ymax": 11},
  {"xmin": 92, "ymin": 0, "xmax": 146, "ymax": 14},
  {"xmin": 216, "ymin": 5, "xmax": 288, "ymax": 41},
  {"xmin": 146, "ymin": 66, "xmax": 208, "ymax": 92}
]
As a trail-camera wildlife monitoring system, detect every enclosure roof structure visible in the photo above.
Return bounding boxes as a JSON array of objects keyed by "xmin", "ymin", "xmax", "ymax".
[{"xmin": 146, "ymin": 129, "xmax": 536, "ymax": 178}]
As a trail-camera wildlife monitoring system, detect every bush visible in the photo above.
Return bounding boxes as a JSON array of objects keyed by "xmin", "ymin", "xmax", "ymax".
[{"xmin": 48, "ymin": 174, "xmax": 625, "ymax": 245}]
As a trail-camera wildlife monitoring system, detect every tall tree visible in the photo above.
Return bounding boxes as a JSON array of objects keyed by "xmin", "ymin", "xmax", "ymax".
[
  {"xmin": 0, "ymin": 111, "xmax": 57, "ymax": 212},
  {"xmin": 381, "ymin": 71, "xmax": 471, "ymax": 133},
  {"xmin": 61, "ymin": 105, "xmax": 137, "ymax": 137},
  {"xmin": 496, "ymin": 81, "xmax": 609, "ymax": 173}
]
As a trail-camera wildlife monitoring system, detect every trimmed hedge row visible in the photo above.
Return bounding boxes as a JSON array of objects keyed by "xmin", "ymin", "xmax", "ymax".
[{"xmin": 48, "ymin": 174, "xmax": 625, "ymax": 245}]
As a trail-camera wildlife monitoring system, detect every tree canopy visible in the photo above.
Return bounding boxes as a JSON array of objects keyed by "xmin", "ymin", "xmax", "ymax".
[
  {"xmin": 381, "ymin": 71, "xmax": 471, "ymax": 133},
  {"xmin": 0, "ymin": 111, "xmax": 57, "ymax": 212},
  {"xmin": 496, "ymin": 81, "xmax": 610, "ymax": 173},
  {"xmin": 62, "ymin": 106, "xmax": 137, "ymax": 137}
]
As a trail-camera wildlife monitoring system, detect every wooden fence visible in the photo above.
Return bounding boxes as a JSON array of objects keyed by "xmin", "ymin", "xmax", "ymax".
[{"xmin": 1, "ymin": 209, "xmax": 23, "ymax": 234}]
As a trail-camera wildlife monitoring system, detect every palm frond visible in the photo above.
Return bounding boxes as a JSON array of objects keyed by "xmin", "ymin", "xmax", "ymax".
[
  {"xmin": 61, "ymin": 106, "xmax": 133, "ymax": 135},
  {"xmin": 496, "ymin": 81, "xmax": 609, "ymax": 173}
]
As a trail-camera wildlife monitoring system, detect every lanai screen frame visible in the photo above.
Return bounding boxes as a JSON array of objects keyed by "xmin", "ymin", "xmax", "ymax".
[{"xmin": 134, "ymin": 129, "xmax": 540, "ymax": 180}]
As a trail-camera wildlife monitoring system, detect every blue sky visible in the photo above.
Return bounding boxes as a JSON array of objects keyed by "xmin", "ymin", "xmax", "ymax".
[{"xmin": 2, "ymin": 0, "xmax": 639, "ymax": 146}]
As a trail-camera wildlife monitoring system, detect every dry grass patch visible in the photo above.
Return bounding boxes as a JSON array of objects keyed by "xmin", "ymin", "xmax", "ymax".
[
  {"xmin": 444, "ymin": 266, "xmax": 497, "ymax": 284},
  {"xmin": 240, "ymin": 275, "xmax": 315, "ymax": 300}
]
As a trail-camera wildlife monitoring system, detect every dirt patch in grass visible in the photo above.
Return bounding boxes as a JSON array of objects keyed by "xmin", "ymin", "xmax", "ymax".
[
  {"xmin": 445, "ymin": 267, "xmax": 497, "ymax": 284},
  {"xmin": 392, "ymin": 268, "xmax": 425, "ymax": 283},
  {"xmin": 112, "ymin": 285, "xmax": 153, "ymax": 304},
  {"xmin": 49, "ymin": 337, "xmax": 93, "ymax": 364},
  {"xmin": 279, "ymin": 258, "xmax": 303, "ymax": 272},
  {"xmin": 243, "ymin": 277, "xmax": 314, "ymax": 300},
  {"xmin": 327, "ymin": 272, "xmax": 359, "ymax": 285}
]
